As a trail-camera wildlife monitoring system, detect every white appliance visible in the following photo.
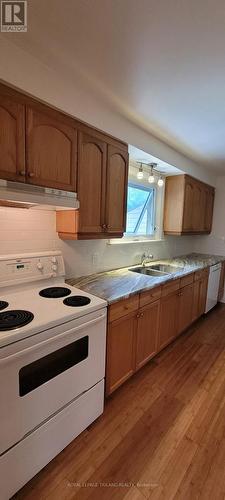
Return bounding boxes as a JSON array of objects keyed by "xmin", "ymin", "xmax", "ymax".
[
  {"xmin": 0, "ymin": 179, "xmax": 80, "ymax": 210},
  {"xmin": 0, "ymin": 251, "xmax": 107, "ymax": 500},
  {"xmin": 205, "ymin": 263, "xmax": 221, "ymax": 313}
]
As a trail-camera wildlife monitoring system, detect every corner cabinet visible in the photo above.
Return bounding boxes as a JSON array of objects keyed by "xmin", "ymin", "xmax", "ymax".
[
  {"xmin": 164, "ymin": 174, "xmax": 215, "ymax": 235},
  {"xmin": 57, "ymin": 129, "xmax": 128, "ymax": 240}
]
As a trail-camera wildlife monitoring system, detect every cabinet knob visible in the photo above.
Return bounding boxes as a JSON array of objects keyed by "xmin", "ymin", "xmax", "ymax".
[
  {"xmin": 19, "ymin": 170, "xmax": 26, "ymax": 176},
  {"xmin": 102, "ymin": 224, "xmax": 107, "ymax": 230},
  {"xmin": 28, "ymin": 172, "xmax": 35, "ymax": 178}
]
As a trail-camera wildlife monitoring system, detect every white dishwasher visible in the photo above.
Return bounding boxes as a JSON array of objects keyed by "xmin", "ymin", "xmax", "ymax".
[{"xmin": 205, "ymin": 263, "xmax": 221, "ymax": 313}]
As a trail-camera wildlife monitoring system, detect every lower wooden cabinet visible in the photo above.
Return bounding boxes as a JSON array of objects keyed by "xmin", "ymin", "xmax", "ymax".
[
  {"xmin": 106, "ymin": 313, "xmax": 137, "ymax": 396},
  {"xmin": 106, "ymin": 268, "xmax": 210, "ymax": 396},
  {"xmin": 218, "ymin": 262, "xmax": 225, "ymax": 301},
  {"xmin": 177, "ymin": 283, "xmax": 194, "ymax": 334},
  {"xmin": 136, "ymin": 301, "xmax": 160, "ymax": 371},
  {"xmin": 158, "ymin": 290, "xmax": 179, "ymax": 351}
]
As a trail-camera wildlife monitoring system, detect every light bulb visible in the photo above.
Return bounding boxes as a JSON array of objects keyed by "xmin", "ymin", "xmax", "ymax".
[
  {"xmin": 137, "ymin": 164, "xmax": 144, "ymax": 180},
  {"xmin": 157, "ymin": 176, "xmax": 164, "ymax": 187},
  {"xmin": 148, "ymin": 167, "xmax": 155, "ymax": 184}
]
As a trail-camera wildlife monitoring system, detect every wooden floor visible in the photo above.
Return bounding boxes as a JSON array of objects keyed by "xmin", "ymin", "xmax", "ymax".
[{"xmin": 14, "ymin": 304, "xmax": 225, "ymax": 500}]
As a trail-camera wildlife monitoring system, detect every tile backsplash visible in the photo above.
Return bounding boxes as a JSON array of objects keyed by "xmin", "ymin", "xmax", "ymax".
[{"xmin": 0, "ymin": 207, "xmax": 195, "ymax": 278}]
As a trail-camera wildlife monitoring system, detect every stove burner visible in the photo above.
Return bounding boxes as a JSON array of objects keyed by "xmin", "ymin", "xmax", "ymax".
[
  {"xmin": 0, "ymin": 310, "xmax": 34, "ymax": 331},
  {"xmin": 63, "ymin": 296, "xmax": 91, "ymax": 307},
  {"xmin": 39, "ymin": 287, "xmax": 72, "ymax": 299},
  {"xmin": 0, "ymin": 301, "xmax": 9, "ymax": 311}
]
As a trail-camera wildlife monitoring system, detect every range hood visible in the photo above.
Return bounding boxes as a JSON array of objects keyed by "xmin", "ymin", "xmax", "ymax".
[{"xmin": 0, "ymin": 180, "xmax": 79, "ymax": 210}]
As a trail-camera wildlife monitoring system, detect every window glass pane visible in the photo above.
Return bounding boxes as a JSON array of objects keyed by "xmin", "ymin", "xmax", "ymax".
[{"xmin": 126, "ymin": 184, "xmax": 155, "ymax": 235}]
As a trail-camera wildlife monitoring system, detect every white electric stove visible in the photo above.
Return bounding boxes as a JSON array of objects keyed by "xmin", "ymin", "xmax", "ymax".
[{"xmin": 0, "ymin": 251, "xmax": 107, "ymax": 500}]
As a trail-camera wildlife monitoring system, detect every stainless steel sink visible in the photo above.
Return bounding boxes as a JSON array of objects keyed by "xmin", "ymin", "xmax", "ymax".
[
  {"xmin": 129, "ymin": 266, "xmax": 169, "ymax": 277},
  {"xmin": 148, "ymin": 264, "xmax": 185, "ymax": 273}
]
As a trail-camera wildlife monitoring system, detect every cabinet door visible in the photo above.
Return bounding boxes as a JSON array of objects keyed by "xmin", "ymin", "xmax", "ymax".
[
  {"xmin": 0, "ymin": 94, "xmax": 25, "ymax": 181},
  {"xmin": 204, "ymin": 188, "xmax": 214, "ymax": 233},
  {"xmin": 26, "ymin": 106, "xmax": 77, "ymax": 191},
  {"xmin": 106, "ymin": 313, "xmax": 137, "ymax": 396},
  {"xmin": 183, "ymin": 179, "xmax": 194, "ymax": 231},
  {"xmin": 158, "ymin": 291, "xmax": 179, "ymax": 351},
  {"xmin": 192, "ymin": 280, "xmax": 201, "ymax": 322},
  {"xmin": 105, "ymin": 145, "xmax": 128, "ymax": 234},
  {"xmin": 218, "ymin": 262, "xmax": 225, "ymax": 301},
  {"xmin": 192, "ymin": 182, "xmax": 204, "ymax": 231},
  {"xmin": 136, "ymin": 300, "xmax": 160, "ymax": 370},
  {"xmin": 199, "ymin": 277, "xmax": 208, "ymax": 316},
  {"xmin": 177, "ymin": 284, "xmax": 194, "ymax": 335},
  {"xmin": 78, "ymin": 131, "xmax": 107, "ymax": 235}
]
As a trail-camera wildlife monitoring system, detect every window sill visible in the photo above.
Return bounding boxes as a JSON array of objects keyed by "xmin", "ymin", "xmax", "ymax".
[{"xmin": 107, "ymin": 238, "xmax": 166, "ymax": 245}]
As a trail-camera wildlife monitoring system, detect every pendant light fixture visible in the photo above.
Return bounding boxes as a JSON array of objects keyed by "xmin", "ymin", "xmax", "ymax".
[
  {"xmin": 157, "ymin": 175, "xmax": 164, "ymax": 187},
  {"xmin": 148, "ymin": 164, "xmax": 155, "ymax": 184},
  {"xmin": 137, "ymin": 163, "xmax": 144, "ymax": 180}
]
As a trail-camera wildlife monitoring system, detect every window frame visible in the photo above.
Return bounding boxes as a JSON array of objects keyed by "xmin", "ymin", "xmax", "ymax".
[{"xmin": 125, "ymin": 181, "xmax": 156, "ymax": 238}]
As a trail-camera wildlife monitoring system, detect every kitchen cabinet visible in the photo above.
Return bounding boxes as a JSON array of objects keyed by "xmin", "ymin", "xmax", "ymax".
[
  {"xmin": 57, "ymin": 129, "xmax": 128, "ymax": 239},
  {"xmin": 0, "ymin": 93, "xmax": 25, "ymax": 182},
  {"xmin": 158, "ymin": 289, "xmax": 179, "ymax": 350},
  {"xmin": 26, "ymin": 105, "xmax": 77, "ymax": 191},
  {"xmin": 164, "ymin": 174, "xmax": 215, "ymax": 235},
  {"xmin": 105, "ymin": 145, "xmax": 128, "ymax": 234},
  {"xmin": 177, "ymin": 283, "xmax": 194, "ymax": 335},
  {"xmin": 106, "ymin": 268, "xmax": 210, "ymax": 396},
  {"xmin": 192, "ymin": 269, "xmax": 209, "ymax": 321},
  {"xmin": 106, "ymin": 313, "xmax": 137, "ymax": 396},
  {"xmin": 218, "ymin": 262, "xmax": 225, "ymax": 301},
  {"xmin": 136, "ymin": 300, "xmax": 160, "ymax": 370}
]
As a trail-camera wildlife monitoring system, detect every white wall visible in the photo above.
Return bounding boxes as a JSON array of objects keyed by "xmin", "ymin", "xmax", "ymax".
[
  {"xmin": 0, "ymin": 37, "xmax": 216, "ymax": 186},
  {"xmin": 0, "ymin": 206, "xmax": 195, "ymax": 278}
]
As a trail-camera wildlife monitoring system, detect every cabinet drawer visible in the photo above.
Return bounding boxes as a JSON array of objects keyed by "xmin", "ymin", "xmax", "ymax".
[
  {"xmin": 194, "ymin": 268, "xmax": 209, "ymax": 281},
  {"xmin": 139, "ymin": 286, "xmax": 162, "ymax": 308},
  {"xmin": 108, "ymin": 295, "xmax": 139, "ymax": 322},
  {"xmin": 180, "ymin": 273, "xmax": 194, "ymax": 288},
  {"xmin": 161, "ymin": 279, "xmax": 180, "ymax": 297}
]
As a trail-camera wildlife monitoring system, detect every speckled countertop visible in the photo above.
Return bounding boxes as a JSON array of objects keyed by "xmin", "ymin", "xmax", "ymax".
[{"xmin": 66, "ymin": 253, "xmax": 225, "ymax": 305}]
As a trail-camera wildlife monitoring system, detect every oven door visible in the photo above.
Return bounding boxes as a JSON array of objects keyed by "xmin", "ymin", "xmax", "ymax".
[{"xmin": 0, "ymin": 309, "xmax": 106, "ymax": 455}]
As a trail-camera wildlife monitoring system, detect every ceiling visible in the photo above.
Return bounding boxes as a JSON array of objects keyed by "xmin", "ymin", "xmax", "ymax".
[
  {"xmin": 129, "ymin": 146, "xmax": 183, "ymax": 176},
  {"xmin": 4, "ymin": 0, "xmax": 225, "ymax": 172}
]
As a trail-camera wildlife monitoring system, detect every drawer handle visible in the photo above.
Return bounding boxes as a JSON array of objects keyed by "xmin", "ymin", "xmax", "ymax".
[
  {"xmin": 19, "ymin": 170, "xmax": 26, "ymax": 176},
  {"xmin": 28, "ymin": 172, "xmax": 35, "ymax": 178}
]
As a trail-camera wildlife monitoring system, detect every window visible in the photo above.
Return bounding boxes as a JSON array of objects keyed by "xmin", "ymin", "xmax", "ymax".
[{"xmin": 126, "ymin": 183, "xmax": 155, "ymax": 236}]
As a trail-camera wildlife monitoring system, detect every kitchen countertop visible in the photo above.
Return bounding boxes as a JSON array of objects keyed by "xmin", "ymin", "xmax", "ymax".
[{"xmin": 67, "ymin": 253, "xmax": 225, "ymax": 305}]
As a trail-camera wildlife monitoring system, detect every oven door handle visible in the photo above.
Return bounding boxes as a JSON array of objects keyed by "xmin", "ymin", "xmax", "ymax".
[{"xmin": 1, "ymin": 312, "xmax": 106, "ymax": 363}]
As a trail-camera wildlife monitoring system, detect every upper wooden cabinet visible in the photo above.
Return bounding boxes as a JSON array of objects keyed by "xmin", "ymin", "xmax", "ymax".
[
  {"xmin": 105, "ymin": 145, "xmax": 128, "ymax": 234},
  {"xmin": 164, "ymin": 174, "xmax": 215, "ymax": 235},
  {"xmin": 0, "ymin": 93, "xmax": 25, "ymax": 181},
  {"xmin": 26, "ymin": 105, "xmax": 77, "ymax": 191},
  {"xmin": 57, "ymin": 128, "xmax": 128, "ymax": 239}
]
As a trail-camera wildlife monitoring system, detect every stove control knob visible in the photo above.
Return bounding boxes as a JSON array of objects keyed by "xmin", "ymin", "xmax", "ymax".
[
  {"xmin": 52, "ymin": 264, "xmax": 57, "ymax": 272},
  {"xmin": 37, "ymin": 262, "xmax": 43, "ymax": 271}
]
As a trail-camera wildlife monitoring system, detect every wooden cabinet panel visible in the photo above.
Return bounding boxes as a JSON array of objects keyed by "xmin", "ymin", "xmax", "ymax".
[
  {"xmin": 136, "ymin": 300, "xmax": 160, "ymax": 370},
  {"xmin": 199, "ymin": 276, "xmax": 208, "ymax": 316},
  {"xmin": 26, "ymin": 106, "xmax": 77, "ymax": 191},
  {"xmin": 158, "ymin": 290, "xmax": 179, "ymax": 351},
  {"xmin": 218, "ymin": 262, "xmax": 225, "ymax": 301},
  {"xmin": 204, "ymin": 188, "xmax": 214, "ymax": 232},
  {"xmin": 177, "ymin": 284, "xmax": 194, "ymax": 335},
  {"xmin": 164, "ymin": 174, "xmax": 215, "ymax": 235},
  {"xmin": 183, "ymin": 178, "xmax": 194, "ymax": 231},
  {"xmin": 192, "ymin": 280, "xmax": 201, "ymax": 322},
  {"xmin": 139, "ymin": 286, "xmax": 162, "ymax": 308},
  {"xmin": 108, "ymin": 295, "xmax": 139, "ymax": 322},
  {"xmin": 105, "ymin": 146, "xmax": 128, "ymax": 234},
  {"xmin": 78, "ymin": 131, "xmax": 107, "ymax": 234},
  {"xmin": 106, "ymin": 313, "xmax": 137, "ymax": 396},
  {"xmin": 0, "ymin": 94, "xmax": 25, "ymax": 181}
]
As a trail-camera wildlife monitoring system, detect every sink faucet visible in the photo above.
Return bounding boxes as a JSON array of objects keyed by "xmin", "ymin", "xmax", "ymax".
[{"xmin": 141, "ymin": 253, "xmax": 154, "ymax": 267}]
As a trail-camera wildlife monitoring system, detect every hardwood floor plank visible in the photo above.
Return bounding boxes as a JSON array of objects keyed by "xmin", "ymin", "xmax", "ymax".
[{"xmin": 13, "ymin": 305, "xmax": 225, "ymax": 500}]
